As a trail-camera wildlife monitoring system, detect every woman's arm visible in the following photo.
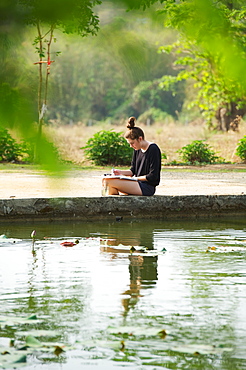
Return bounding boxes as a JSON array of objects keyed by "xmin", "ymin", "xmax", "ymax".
[
  {"xmin": 136, "ymin": 175, "xmax": 147, "ymax": 181},
  {"xmin": 145, "ymin": 145, "xmax": 161, "ymax": 185},
  {"xmin": 113, "ymin": 169, "xmax": 133, "ymax": 176}
]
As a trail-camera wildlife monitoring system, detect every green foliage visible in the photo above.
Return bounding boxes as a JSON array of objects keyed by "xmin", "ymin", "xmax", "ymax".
[
  {"xmin": 0, "ymin": 128, "xmax": 22, "ymax": 162},
  {"xmin": 48, "ymin": 13, "xmax": 179, "ymax": 124},
  {"xmin": 19, "ymin": 140, "xmax": 35, "ymax": 162},
  {"xmin": 131, "ymin": 79, "xmax": 184, "ymax": 119},
  {"xmin": 158, "ymin": 0, "xmax": 246, "ymax": 128},
  {"xmin": 17, "ymin": 0, "xmax": 101, "ymax": 36},
  {"xmin": 161, "ymin": 152, "xmax": 167, "ymax": 161},
  {"xmin": 236, "ymin": 136, "xmax": 246, "ymax": 162},
  {"xmin": 82, "ymin": 130, "xmax": 133, "ymax": 166},
  {"xmin": 113, "ymin": 0, "xmax": 164, "ymax": 10},
  {"xmin": 138, "ymin": 108, "xmax": 172, "ymax": 124},
  {"xmin": 0, "ymin": 0, "xmax": 103, "ymax": 171},
  {"xmin": 177, "ymin": 140, "xmax": 220, "ymax": 164},
  {"xmin": 159, "ymin": 37, "xmax": 246, "ymax": 127},
  {"xmin": 0, "ymin": 128, "xmax": 32, "ymax": 162}
]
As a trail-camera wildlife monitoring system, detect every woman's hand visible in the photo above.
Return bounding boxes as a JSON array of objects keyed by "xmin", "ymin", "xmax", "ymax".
[{"xmin": 112, "ymin": 169, "xmax": 121, "ymax": 175}]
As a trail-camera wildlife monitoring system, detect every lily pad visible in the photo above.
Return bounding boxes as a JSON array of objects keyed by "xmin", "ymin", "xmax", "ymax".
[
  {"xmin": 170, "ymin": 344, "xmax": 233, "ymax": 355},
  {"xmin": 107, "ymin": 326, "xmax": 167, "ymax": 338},
  {"xmin": 16, "ymin": 330, "xmax": 60, "ymax": 338},
  {"xmin": 100, "ymin": 243, "xmax": 165, "ymax": 257},
  {"xmin": 206, "ymin": 245, "xmax": 246, "ymax": 253},
  {"xmin": 24, "ymin": 335, "xmax": 72, "ymax": 353},
  {"xmin": 0, "ymin": 315, "xmax": 40, "ymax": 328},
  {"xmin": 100, "ymin": 243, "xmax": 147, "ymax": 252},
  {"xmin": 79, "ymin": 339, "xmax": 126, "ymax": 351},
  {"xmin": 25, "ymin": 335, "xmax": 42, "ymax": 348},
  {"xmin": 0, "ymin": 349, "xmax": 31, "ymax": 369}
]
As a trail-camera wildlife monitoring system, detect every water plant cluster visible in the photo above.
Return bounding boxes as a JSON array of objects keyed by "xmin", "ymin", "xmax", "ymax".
[{"xmin": 0, "ymin": 314, "xmax": 70, "ymax": 368}]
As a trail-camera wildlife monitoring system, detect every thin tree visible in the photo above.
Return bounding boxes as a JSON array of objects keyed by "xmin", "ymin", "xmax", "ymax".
[{"xmin": 20, "ymin": 0, "xmax": 101, "ymax": 138}]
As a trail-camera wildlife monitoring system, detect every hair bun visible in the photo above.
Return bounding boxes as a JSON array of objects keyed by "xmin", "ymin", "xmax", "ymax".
[{"xmin": 127, "ymin": 116, "xmax": 136, "ymax": 129}]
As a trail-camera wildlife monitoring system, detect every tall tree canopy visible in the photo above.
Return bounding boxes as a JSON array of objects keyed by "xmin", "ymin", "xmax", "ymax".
[
  {"xmin": 110, "ymin": 0, "xmax": 246, "ymax": 129},
  {"xmin": 140, "ymin": 0, "xmax": 246, "ymax": 129},
  {"xmin": 158, "ymin": 0, "xmax": 246, "ymax": 129}
]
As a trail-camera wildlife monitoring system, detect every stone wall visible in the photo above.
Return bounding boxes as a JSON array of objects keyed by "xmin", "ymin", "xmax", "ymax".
[{"xmin": 0, "ymin": 195, "xmax": 246, "ymax": 222}]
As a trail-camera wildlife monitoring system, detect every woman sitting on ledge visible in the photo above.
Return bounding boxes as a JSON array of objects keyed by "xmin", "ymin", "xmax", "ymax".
[{"xmin": 102, "ymin": 116, "xmax": 161, "ymax": 196}]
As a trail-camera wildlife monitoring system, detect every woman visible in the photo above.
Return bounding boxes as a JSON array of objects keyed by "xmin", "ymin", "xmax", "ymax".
[{"xmin": 102, "ymin": 116, "xmax": 161, "ymax": 196}]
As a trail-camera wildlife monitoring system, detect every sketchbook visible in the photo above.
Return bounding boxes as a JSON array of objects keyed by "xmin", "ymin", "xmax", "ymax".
[{"xmin": 103, "ymin": 174, "xmax": 138, "ymax": 181}]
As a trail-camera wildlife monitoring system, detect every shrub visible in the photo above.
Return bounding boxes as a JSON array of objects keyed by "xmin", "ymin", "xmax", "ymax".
[
  {"xmin": 236, "ymin": 136, "xmax": 246, "ymax": 162},
  {"xmin": 0, "ymin": 128, "xmax": 23, "ymax": 162},
  {"xmin": 19, "ymin": 140, "xmax": 35, "ymax": 162},
  {"xmin": 177, "ymin": 140, "xmax": 220, "ymax": 164},
  {"xmin": 0, "ymin": 128, "xmax": 33, "ymax": 162},
  {"xmin": 82, "ymin": 130, "xmax": 133, "ymax": 166}
]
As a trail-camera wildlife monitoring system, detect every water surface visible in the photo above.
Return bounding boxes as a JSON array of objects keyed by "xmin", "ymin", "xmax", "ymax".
[{"xmin": 0, "ymin": 217, "xmax": 246, "ymax": 369}]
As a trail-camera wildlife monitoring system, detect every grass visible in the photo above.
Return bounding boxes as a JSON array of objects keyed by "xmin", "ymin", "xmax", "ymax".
[{"xmin": 44, "ymin": 120, "xmax": 246, "ymax": 166}]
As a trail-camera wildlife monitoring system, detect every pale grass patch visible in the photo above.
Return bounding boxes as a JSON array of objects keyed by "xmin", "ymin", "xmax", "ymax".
[{"xmin": 44, "ymin": 120, "xmax": 246, "ymax": 165}]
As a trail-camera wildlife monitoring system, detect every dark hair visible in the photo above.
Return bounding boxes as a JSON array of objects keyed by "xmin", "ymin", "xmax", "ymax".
[{"xmin": 124, "ymin": 116, "xmax": 145, "ymax": 140}]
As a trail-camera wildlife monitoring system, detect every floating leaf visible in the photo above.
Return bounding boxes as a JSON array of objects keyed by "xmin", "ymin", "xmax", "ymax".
[
  {"xmin": 206, "ymin": 246, "xmax": 246, "ymax": 253},
  {"xmin": 25, "ymin": 336, "xmax": 71, "ymax": 353},
  {"xmin": 0, "ymin": 315, "xmax": 40, "ymax": 327},
  {"xmin": 100, "ymin": 243, "xmax": 165, "ymax": 256},
  {"xmin": 102, "ymin": 243, "xmax": 146, "ymax": 251},
  {"xmin": 1, "ymin": 351, "xmax": 10, "ymax": 355},
  {"xmin": 41, "ymin": 341, "xmax": 69, "ymax": 350},
  {"xmin": 54, "ymin": 346, "xmax": 65, "ymax": 356},
  {"xmin": 16, "ymin": 330, "xmax": 60, "ymax": 338},
  {"xmin": 78, "ymin": 339, "xmax": 126, "ymax": 351},
  {"xmin": 0, "ymin": 349, "xmax": 30, "ymax": 369},
  {"xmin": 158, "ymin": 329, "xmax": 167, "ymax": 339},
  {"xmin": 25, "ymin": 335, "xmax": 42, "ymax": 348},
  {"xmin": 107, "ymin": 326, "xmax": 168, "ymax": 337},
  {"xmin": 13, "ymin": 355, "xmax": 27, "ymax": 363},
  {"xmin": 170, "ymin": 344, "xmax": 233, "ymax": 355}
]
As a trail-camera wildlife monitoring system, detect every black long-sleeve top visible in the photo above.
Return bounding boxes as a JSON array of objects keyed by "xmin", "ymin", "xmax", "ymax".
[{"xmin": 130, "ymin": 143, "xmax": 161, "ymax": 187}]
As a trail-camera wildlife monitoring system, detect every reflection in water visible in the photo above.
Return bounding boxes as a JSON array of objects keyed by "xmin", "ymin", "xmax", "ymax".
[
  {"xmin": 121, "ymin": 255, "xmax": 158, "ymax": 317},
  {"xmin": 27, "ymin": 250, "xmax": 39, "ymax": 312},
  {"xmin": 100, "ymin": 229, "xmax": 158, "ymax": 317}
]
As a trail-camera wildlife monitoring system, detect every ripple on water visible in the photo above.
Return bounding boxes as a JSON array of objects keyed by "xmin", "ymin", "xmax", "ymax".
[{"xmin": 0, "ymin": 218, "xmax": 246, "ymax": 369}]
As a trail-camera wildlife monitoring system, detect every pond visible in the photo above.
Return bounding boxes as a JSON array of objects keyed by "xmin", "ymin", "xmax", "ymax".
[{"xmin": 0, "ymin": 217, "xmax": 246, "ymax": 370}]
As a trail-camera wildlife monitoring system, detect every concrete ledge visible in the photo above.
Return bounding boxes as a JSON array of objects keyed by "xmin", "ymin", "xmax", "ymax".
[{"xmin": 0, "ymin": 195, "xmax": 246, "ymax": 222}]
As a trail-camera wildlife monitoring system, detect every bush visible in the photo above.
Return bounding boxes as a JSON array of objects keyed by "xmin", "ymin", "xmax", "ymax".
[
  {"xmin": 0, "ymin": 128, "xmax": 23, "ymax": 162},
  {"xmin": 177, "ymin": 140, "xmax": 220, "ymax": 164},
  {"xmin": 19, "ymin": 140, "xmax": 35, "ymax": 162},
  {"xmin": 82, "ymin": 130, "xmax": 133, "ymax": 166},
  {"xmin": 236, "ymin": 136, "xmax": 246, "ymax": 162},
  {"xmin": 0, "ymin": 128, "xmax": 33, "ymax": 162}
]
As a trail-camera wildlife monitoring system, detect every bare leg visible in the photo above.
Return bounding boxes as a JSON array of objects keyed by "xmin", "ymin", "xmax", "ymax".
[{"xmin": 103, "ymin": 178, "xmax": 142, "ymax": 195}]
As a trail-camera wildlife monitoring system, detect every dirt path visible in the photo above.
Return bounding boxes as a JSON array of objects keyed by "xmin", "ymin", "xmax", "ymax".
[{"xmin": 0, "ymin": 164, "xmax": 246, "ymax": 199}]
